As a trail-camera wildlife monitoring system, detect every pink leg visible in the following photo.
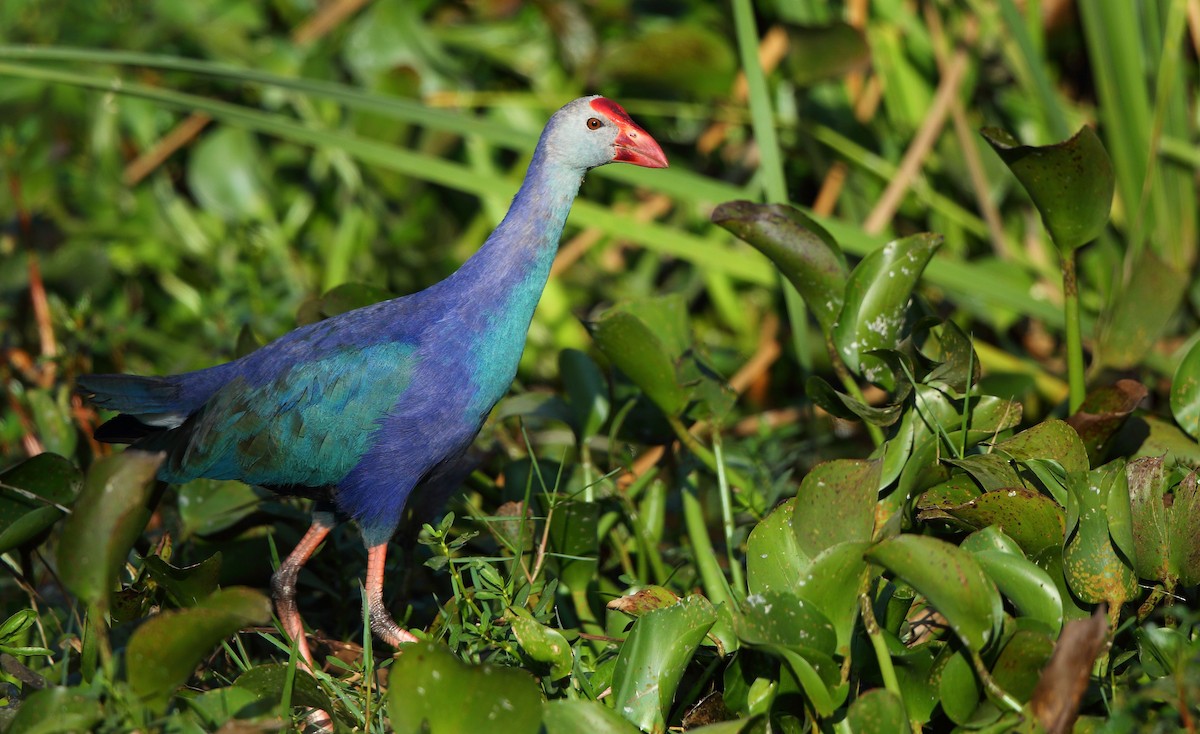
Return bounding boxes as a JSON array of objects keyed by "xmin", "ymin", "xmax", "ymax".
[
  {"xmin": 271, "ymin": 510, "xmax": 336, "ymax": 669},
  {"xmin": 365, "ymin": 543, "xmax": 418, "ymax": 647}
]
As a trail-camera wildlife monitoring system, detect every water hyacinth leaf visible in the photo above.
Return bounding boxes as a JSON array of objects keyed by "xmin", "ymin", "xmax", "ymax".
[
  {"xmin": 143, "ymin": 552, "xmax": 222, "ymax": 606},
  {"xmin": 891, "ymin": 645, "xmax": 938, "ymax": 724},
  {"xmin": 798, "ymin": 541, "xmax": 871, "ymax": 655},
  {"xmin": 805, "ymin": 375, "xmax": 903, "ymax": 426},
  {"xmin": 735, "ymin": 590, "xmax": 837, "ymax": 656},
  {"xmin": 6, "ymin": 687, "xmax": 104, "ymax": 734},
  {"xmin": 1126, "ymin": 456, "xmax": 1171, "ymax": 582},
  {"xmin": 1112, "ymin": 413, "xmax": 1200, "ymax": 467},
  {"xmin": 234, "ymin": 663, "xmax": 333, "ymax": 713},
  {"xmin": 126, "ymin": 587, "xmax": 272, "ymax": 710},
  {"xmin": 1063, "ymin": 467, "xmax": 1138, "ymax": 604},
  {"xmin": 996, "ymin": 419, "xmax": 1090, "ymax": 475},
  {"xmin": 57, "ymin": 451, "xmax": 164, "ymax": 612},
  {"xmin": 866, "ymin": 535, "xmax": 1001, "ymax": 651},
  {"xmin": 991, "ymin": 629, "xmax": 1055, "ymax": 703},
  {"xmin": 792, "ymin": 458, "xmax": 881, "ymax": 558},
  {"xmin": 621, "ymin": 294, "xmax": 691, "ymax": 359},
  {"xmin": 970, "ymin": 550, "xmax": 1063, "ymax": 634},
  {"xmin": 938, "ymin": 488, "xmax": 1066, "ymax": 560},
  {"xmin": 177, "ymin": 478, "xmax": 262, "ymax": 539},
  {"xmin": 771, "ymin": 645, "xmax": 843, "ymax": 717},
  {"xmin": 937, "ymin": 648, "xmax": 981, "ymax": 725},
  {"xmin": 388, "ymin": 641, "xmax": 542, "ymax": 734},
  {"xmin": 1168, "ymin": 473, "xmax": 1200, "ymax": 586},
  {"xmin": 944, "ymin": 453, "xmax": 1023, "ymax": 492},
  {"xmin": 560, "ymin": 348, "xmax": 610, "ymax": 441},
  {"xmin": 611, "ymin": 595, "xmax": 717, "ymax": 732},
  {"xmin": 1171, "ymin": 338, "xmax": 1200, "ymax": 442},
  {"xmin": 0, "ymin": 452, "xmax": 81, "ymax": 555},
  {"xmin": 833, "ymin": 233, "xmax": 941, "ymax": 386},
  {"xmin": 980, "ymin": 126, "xmax": 1114, "ymax": 251},
  {"xmin": 1067, "ymin": 379, "xmax": 1148, "ymax": 465},
  {"xmin": 786, "ymin": 23, "xmax": 871, "ymax": 86},
  {"xmin": 590, "ymin": 309, "xmax": 686, "ymax": 417},
  {"xmin": 710, "ymin": 201, "xmax": 847, "ymax": 333},
  {"xmin": 542, "ymin": 699, "xmax": 642, "ymax": 734},
  {"xmin": 746, "ymin": 498, "xmax": 811, "ymax": 596},
  {"xmin": 960, "ymin": 526, "xmax": 1025, "ymax": 556},
  {"xmin": 1097, "ymin": 251, "xmax": 1189, "ymax": 371},
  {"xmin": 508, "ymin": 609, "xmax": 572, "ymax": 679},
  {"xmin": 845, "ymin": 688, "xmax": 906, "ymax": 734}
]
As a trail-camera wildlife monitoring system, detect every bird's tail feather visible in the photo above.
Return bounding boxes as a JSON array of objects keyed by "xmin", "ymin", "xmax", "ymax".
[{"xmin": 77, "ymin": 374, "xmax": 184, "ymax": 414}]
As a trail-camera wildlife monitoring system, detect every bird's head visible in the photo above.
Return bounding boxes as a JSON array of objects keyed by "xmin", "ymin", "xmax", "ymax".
[{"xmin": 543, "ymin": 96, "xmax": 669, "ymax": 172}]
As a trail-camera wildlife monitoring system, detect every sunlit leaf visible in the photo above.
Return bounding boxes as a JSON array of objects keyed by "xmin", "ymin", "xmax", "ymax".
[
  {"xmin": 970, "ymin": 549, "xmax": 1063, "ymax": 633},
  {"xmin": 792, "ymin": 458, "xmax": 881, "ymax": 557},
  {"xmin": 542, "ymin": 700, "xmax": 641, "ymax": 734},
  {"xmin": 508, "ymin": 608, "xmax": 572, "ymax": 680},
  {"xmin": 845, "ymin": 688, "xmax": 906, "ymax": 734},
  {"xmin": 747, "ymin": 499, "xmax": 810, "ymax": 596},
  {"xmin": 1063, "ymin": 466, "xmax": 1138, "ymax": 604}
]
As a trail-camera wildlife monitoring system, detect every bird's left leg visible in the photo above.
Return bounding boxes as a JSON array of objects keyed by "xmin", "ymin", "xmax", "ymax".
[{"xmin": 365, "ymin": 542, "xmax": 419, "ymax": 647}]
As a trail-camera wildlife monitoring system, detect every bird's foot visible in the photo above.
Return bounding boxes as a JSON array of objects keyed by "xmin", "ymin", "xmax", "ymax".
[{"xmin": 365, "ymin": 542, "xmax": 419, "ymax": 649}]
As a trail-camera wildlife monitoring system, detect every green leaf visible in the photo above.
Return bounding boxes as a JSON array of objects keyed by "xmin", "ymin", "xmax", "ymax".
[
  {"xmin": 542, "ymin": 700, "xmax": 642, "ymax": 734},
  {"xmin": 176, "ymin": 478, "xmax": 261, "ymax": 538},
  {"xmin": 996, "ymin": 419, "xmax": 1090, "ymax": 474},
  {"xmin": 1126, "ymin": 456, "xmax": 1171, "ymax": 582},
  {"xmin": 1167, "ymin": 472, "xmax": 1200, "ymax": 586},
  {"xmin": 126, "ymin": 587, "xmax": 272, "ymax": 710},
  {"xmin": 798, "ymin": 542, "xmax": 871, "ymax": 655},
  {"xmin": 980, "ymin": 126, "xmax": 1114, "ymax": 251},
  {"xmin": 187, "ymin": 127, "xmax": 274, "ymax": 222},
  {"xmin": 805, "ymin": 375, "xmax": 903, "ymax": 426},
  {"xmin": 6, "ymin": 687, "xmax": 103, "ymax": 734},
  {"xmin": 546, "ymin": 499, "xmax": 599, "ymax": 593},
  {"xmin": 746, "ymin": 498, "xmax": 811, "ymax": 596},
  {"xmin": 833, "ymin": 233, "xmax": 941, "ymax": 386},
  {"xmin": 25, "ymin": 388, "xmax": 77, "ymax": 458},
  {"xmin": 508, "ymin": 608, "xmax": 573, "ymax": 680},
  {"xmin": 611, "ymin": 595, "xmax": 717, "ymax": 732},
  {"xmin": 590, "ymin": 309, "xmax": 687, "ymax": 417},
  {"xmin": 936, "ymin": 648, "xmax": 980, "ymax": 725},
  {"xmin": 1068, "ymin": 380, "xmax": 1148, "ymax": 465},
  {"xmin": 234, "ymin": 663, "xmax": 334, "ymax": 714},
  {"xmin": 560, "ymin": 349, "xmax": 610, "ymax": 441},
  {"xmin": 1063, "ymin": 466, "xmax": 1139, "ymax": 604},
  {"xmin": 866, "ymin": 535, "xmax": 1002, "ymax": 651},
  {"xmin": 937, "ymin": 488, "xmax": 1066, "ymax": 560},
  {"xmin": 792, "ymin": 459, "xmax": 881, "ymax": 557},
  {"xmin": 1171, "ymin": 338, "xmax": 1200, "ymax": 442},
  {"xmin": 1097, "ymin": 251, "xmax": 1189, "ymax": 370},
  {"xmin": 0, "ymin": 453, "xmax": 81, "ymax": 554},
  {"xmin": 143, "ymin": 553, "xmax": 223, "ymax": 606},
  {"xmin": 970, "ymin": 549, "xmax": 1063, "ymax": 634},
  {"xmin": 57, "ymin": 451, "xmax": 164, "ymax": 612},
  {"xmin": 388, "ymin": 641, "xmax": 543, "ymax": 734},
  {"xmin": 991, "ymin": 629, "xmax": 1055, "ymax": 703},
  {"xmin": 711, "ymin": 201, "xmax": 848, "ymax": 333},
  {"xmin": 735, "ymin": 589, "xmax": 837, "ymax": 657},
  {"xmin": 846, "ymin": 688, "xmax": 906, "ymax": 734}
]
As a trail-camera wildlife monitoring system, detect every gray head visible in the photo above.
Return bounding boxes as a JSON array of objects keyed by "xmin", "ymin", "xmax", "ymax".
[{"xmin": 538, "ymin": 96, "xmax": 669, "ymax": 173}]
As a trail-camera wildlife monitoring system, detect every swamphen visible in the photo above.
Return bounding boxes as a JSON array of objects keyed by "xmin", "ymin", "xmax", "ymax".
[{"xmin": 78, "ymin": 96, "xmax": 667, "ymax": 664}]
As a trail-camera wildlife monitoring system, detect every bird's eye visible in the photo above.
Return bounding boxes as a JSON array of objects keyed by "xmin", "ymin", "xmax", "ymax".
[{"xmin": 586, "ymin": 117, "xmax": 603, "ymax": 130}]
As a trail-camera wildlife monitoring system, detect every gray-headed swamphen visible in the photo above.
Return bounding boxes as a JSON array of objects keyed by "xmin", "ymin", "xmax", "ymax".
[{"xmin": 78, "ymin": 96, "xmax": 668, "ymax": 665}]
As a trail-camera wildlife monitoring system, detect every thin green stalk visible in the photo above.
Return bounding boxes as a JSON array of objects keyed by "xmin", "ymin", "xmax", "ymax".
[
  {"xmin": 682, "ymin": 483, "xmax": 734, "ymax": 609},
  {"xmin": 859, "ymin": 592, "xmax": 906, "ymax": 728},
  {"xmin": 712, "ymin": 432, "xmax": 746, "ymax": 599},
  {"xmin": 1063, "ymin": 251, "xmax": 1086, "ymax": 412}
]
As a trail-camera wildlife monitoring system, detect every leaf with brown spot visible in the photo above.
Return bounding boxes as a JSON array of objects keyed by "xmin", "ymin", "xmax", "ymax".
[
  {"xmin": 933, "ymin": 488, "xmax": 1065, "ymax": 560},
  {"xmin": 1127, "ymin": 456, "xmax": 1171, "ymax": 583},
  {"xmin": 606, "ymin": 586, "xmax": 681, "ymax": 617},
  {"xmin": 1063, "ymin": 466, "xmax": 1138, "ymax": 605},
  {"xmin": 1067, "ymin": 380, "xmax": 1147, "ymax": 465},
  {"xmin": 997, "ymin": 419, "xmax": 1090, "ymax": 475},
  {"xmin": 793, "ymin": 459, "xmax": 881, "ymax": 557}
]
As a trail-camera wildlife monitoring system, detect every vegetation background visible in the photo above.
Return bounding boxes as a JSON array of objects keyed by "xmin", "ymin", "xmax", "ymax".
[{"xmin": 1, "ymin": 0, "xmax": 1199, "ymax": 731}]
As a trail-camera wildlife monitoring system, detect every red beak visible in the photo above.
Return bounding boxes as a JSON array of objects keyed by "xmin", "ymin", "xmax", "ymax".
[{"xmin": 590, "ymin": 98, "xmax": 669, "ymax": 169}]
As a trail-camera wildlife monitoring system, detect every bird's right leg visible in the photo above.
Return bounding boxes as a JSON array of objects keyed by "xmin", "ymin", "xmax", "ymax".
[
  {"xmin": 271, "ymin": 505, "xmax": 336, "ymax": 669},
  {"xmin": 365, "ymin": 542, "xmax": 419, "ymax": 648}
]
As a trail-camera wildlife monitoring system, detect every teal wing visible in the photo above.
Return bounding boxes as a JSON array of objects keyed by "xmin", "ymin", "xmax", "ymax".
[{"xmin": 145, "ymin": 342, "xmax": 418, "ymax": 488}]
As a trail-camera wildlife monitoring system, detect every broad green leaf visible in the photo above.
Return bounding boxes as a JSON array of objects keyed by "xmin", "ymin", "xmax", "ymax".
[
  {"xmin": 57, "ymin": 451, "xmax": 164, "ymax": 612},
  {"xmin": 970, "ymin": 550, "xmax": 1063, "ymax": 633},
  {"xmin": 1063, "ymin": 467, "xmax": 1138, "ymax": 604},
  {"xmin": 590, "ymin": 310, "xmax": 686, "ymax": 417},
  {"xmin": 981, "ymin": 126, "xmax": 1114, "ymax": 251},
  {"xmin": 1171, "ymin": 338, "xmax": 1200, "ymax": 442},
  {"xmin": 6, "ymin": 687, "xmax": 103, "ymax": 734},
  {"xmin": 996, "ymin": 419, "xmax": 1090, "ymax": 474},
  {"xmin": 892, "ymin": 643, "xmax": 938, "ymax": 724},
  {"xmin": 936, "ymin": 648, "xmax": 980, "ymax": 725},
  {"xmin": 0, "ymin": 453, "xmax": 81, "ymax": 554},
  {"xmin": 542, "ymin": 699, "xmax": 641, "ymax": 734},
  {"xmin": 735, "ymin": 590, "xmax": 837, "ymax": 657},
  {"xmin": 1136, "ymin": 624, "xmax": 1197, "ymax": 678},
  {"xmin": 746, "ymin": 498, "xmax": 811, "ymax": 596},
  {"xmin": 508, "ymin": 608, "xmax": 572, "ymax": 680},
  {"xmin": 560, "ymin": 349, "xmax": 610, "ymax": 441},
  {"xmin": 388, "ymin": 641, "xmax": 542, "ymax": 734},
  {"xmin": 187, "ymin": 127, "xmax": 274, "ymax": 222},
  {"xmin": 1097, "ymin": 251, "xmax": 1189, "ymax": 370},
  {"xmin": 771, "ymin": 645, "xmax": 843, "ymax": 717},
  {"xmin": 846, "ymin": 689, "xmax": 906, "ymax": 734},
  {"xmin": 1168, "ymin": 473, "xmax": 1200, "ymax": 586},
  {"xmin": 990, "ymin": 629, "xmax": 1054, "ymax": 703},
  {"xmin": 143, "ymin": 553, "xmax": 223, "ymax": 606},
  {"xmin": 938, "ymin": 488, "xmax": 1066, "ymax": 560},
  {"xmin": 960, "ymin": 526, "xmax": 1025, "ymax": 556},
  {"xmin": 920, "ymin": 320, "xmax": 981, "ymax": 395},
  {"xmin": 612, "ymin": 595, "xmax": 717, "ymax": 732},
  {"xmin": 866, "ymin": 535, "xmax": 1002, "ymax": 651},
  {"xmin": 711, "ymin": 201, "xmax": 847, "ymax": 332},
  {"xmin": 833, "ymin": 233, "xmax": 941, "ymax": 386},
  {"xmin": 798, "ymin": 542, "xmax": 871, "ymax": 655},
  {"xmin": 234, "ymin": 663, "xmax": 334, "ymax": 714},
  {"xmin": 1113, "ymin": 413, "xmax": 1200, "ymax": 466},
  {"xmin": 177, "ymin": 478, "xmax": 261, "ymax": 539},
  {"xmin": 1067, "ymin": 380, "xmax": 1149, "ymax": 465},
  {"xmin": 126, "ymin": 587, "xmax": 272, "ymax": 710},
  {"xmin": 944, "ymin": 454, "xmax": 1023, "ymax": 492},
  {"xmin": 1126, "ymin": 456, "xmax": 1171, "ymax": 582},
  {"xmin": 792, "ymin": 459, "xmax": 881, "ymax": 557},
  {"xmin": 547, "ymin": 500, "xmax": 599, "ymax": 593}
]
